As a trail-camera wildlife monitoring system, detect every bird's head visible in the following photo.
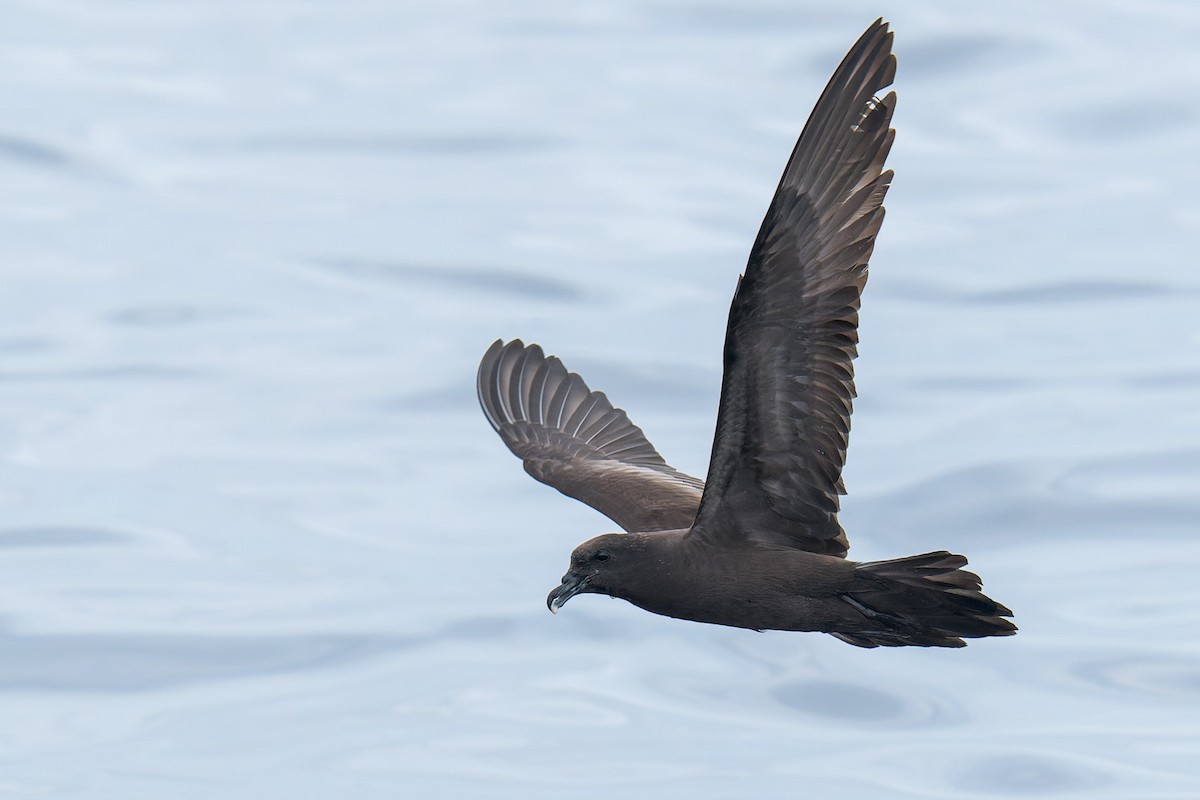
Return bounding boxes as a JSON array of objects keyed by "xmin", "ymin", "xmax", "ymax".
[{"xmin": 546, "ymin": 533, "xmax": 638, "ymax": 613}]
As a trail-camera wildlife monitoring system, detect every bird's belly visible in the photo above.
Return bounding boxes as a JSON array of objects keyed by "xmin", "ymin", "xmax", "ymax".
[
  {"xmin": 621, "ymin": 555, "xmax": 856, "ymax": 633},
  {"xmin": 626, "ymin": 591, "xmax": 841, "ymax": 632}
]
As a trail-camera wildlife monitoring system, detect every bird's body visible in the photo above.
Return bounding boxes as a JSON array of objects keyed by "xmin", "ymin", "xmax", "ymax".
[
  {"xmin": 477, "ymin": 19, "xmax": 1016, "ymax": 648},
  {"xmin": 577, "ymin": 532, "xmax": 859, "ymax": 633}
]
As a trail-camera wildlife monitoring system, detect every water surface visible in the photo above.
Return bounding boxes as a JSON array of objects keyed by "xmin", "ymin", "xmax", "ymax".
[{"xmin": 1, "ymin": 1, "xmax": 1198, "ymax": 797}]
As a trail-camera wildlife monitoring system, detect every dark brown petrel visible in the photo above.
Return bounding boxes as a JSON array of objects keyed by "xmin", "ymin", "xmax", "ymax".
[{"xmin": 477, "ymin": 20, "xmax": 1015, "ymax": 648}]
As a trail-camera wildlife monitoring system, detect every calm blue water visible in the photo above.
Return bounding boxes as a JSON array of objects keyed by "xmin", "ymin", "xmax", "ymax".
[{"xmin": 2, "ymin": 1, "xmax": 1198, "ymax": 797}]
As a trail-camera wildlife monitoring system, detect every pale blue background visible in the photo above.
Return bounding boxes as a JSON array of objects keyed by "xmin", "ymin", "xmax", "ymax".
[{"xmin": 1, "ymin": 1, "xmax": 1198, "ymax": 797}]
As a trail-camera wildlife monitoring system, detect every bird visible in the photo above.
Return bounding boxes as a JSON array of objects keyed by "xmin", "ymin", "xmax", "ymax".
[{"xmin": 476, "ymin": 19, "xmax": 1015, "ymax": 648}]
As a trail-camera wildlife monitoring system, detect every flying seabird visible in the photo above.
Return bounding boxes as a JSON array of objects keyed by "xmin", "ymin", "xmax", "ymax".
[{"xmin": 476, "ymin": 19, "xmax": 1015, "ymax": 648}]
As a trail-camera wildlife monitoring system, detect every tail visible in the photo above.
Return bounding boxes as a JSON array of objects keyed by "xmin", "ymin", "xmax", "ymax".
[{"xmin": 833, "ymin": 551, "xmax": 1016, "ymax": 648}]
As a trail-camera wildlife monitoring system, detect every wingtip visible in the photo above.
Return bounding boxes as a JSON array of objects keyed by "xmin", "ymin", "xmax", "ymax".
[
  {"xmin": 479, "ymin": 338, "xmax": 533, "ymax": 430},
  {"xmin": 482, "ymin": 338, "xmax": 505, "ymax": 363}
]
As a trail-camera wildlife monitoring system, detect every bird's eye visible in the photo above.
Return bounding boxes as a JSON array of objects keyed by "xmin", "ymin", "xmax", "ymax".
[{"xmin": 593, "ymin": 549, "xmax": 611, "ymax": 562}]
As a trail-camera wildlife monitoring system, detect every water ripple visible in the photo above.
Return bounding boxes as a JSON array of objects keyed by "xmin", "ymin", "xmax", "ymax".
[
  {"xmin": 307, "ymin": 258, "xmax": 585, "ymax": 302},
  {"xmin": 0, "ymin": 526, "xmax": 129, "ymax": 548},
  {"xmin": 952, "ymin": 753, "xmax": 1111, "ymax": 794},
  {"xmin": 198, "ymin": 133, "xmax": 562, "ymax": 157},
  {"xmin": 0, "ymin": 365, "xmax": 205, "ymax": 383},
  {"xmin": 770, "ymin": 678, "xmax": 966, "ymax": 727},
  {"xmin": 1073, "ymin": 655, "xmax": 1200, "ymax": 699},
  {"xmin": 0, "ymin": 134, "xmax": 75, "ymax": 169},
  {"xmin": 107, "ymin": 304, "xmax": 243, "ymax": 327}
]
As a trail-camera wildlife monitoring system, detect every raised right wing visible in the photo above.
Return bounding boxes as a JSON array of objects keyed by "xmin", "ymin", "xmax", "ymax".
[
  {"xmin": 477, "ymin": 339, "xmax": 704, "ymax": 532},
  {"xmin": 689, "ymin": 19, "xmax": 897, "ymax": 558}
]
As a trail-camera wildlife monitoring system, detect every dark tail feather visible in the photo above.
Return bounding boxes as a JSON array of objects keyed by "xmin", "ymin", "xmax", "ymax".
[{"xmin": 833, "ymin": 551, "xmax": 1016, "ymax": 648}]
